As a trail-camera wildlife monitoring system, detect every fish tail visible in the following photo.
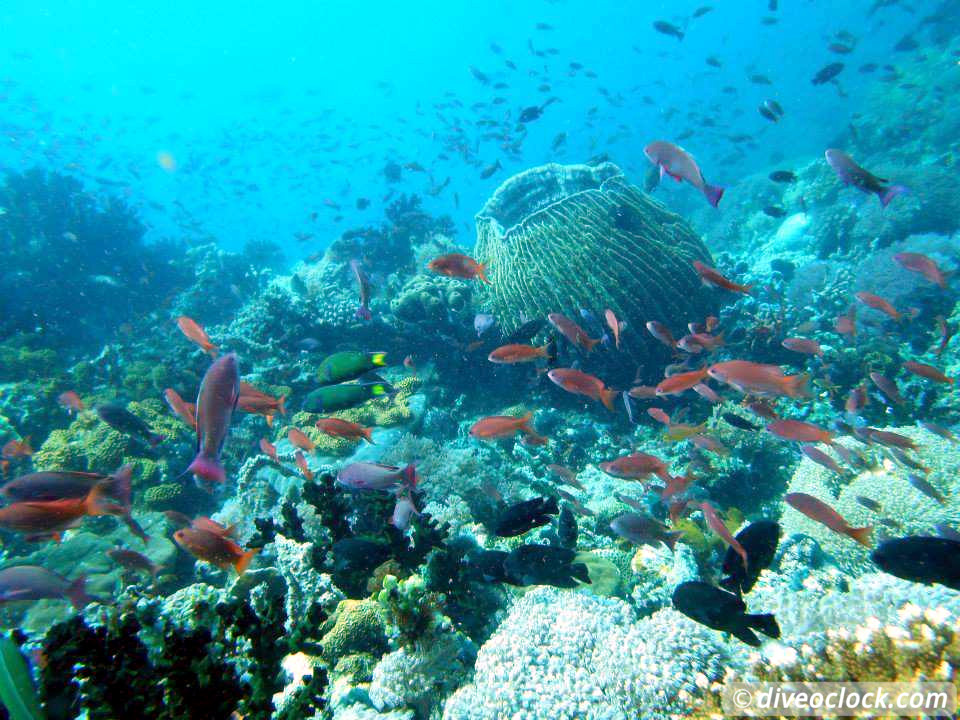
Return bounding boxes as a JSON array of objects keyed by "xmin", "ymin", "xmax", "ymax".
[
  {"xmin": 849, "ymin": 525, "xmax": 873, "ymax": 547},
  {"xmin": 880, "ymin": 184, "xmax": 908, "ymax": 208},
  {"xmin": 600, "ymin": 388, "xmax": 618, "ymax": 412},
  {"xmin": 187, "ymin": 454, "xmax": 226, "ymax": 484},
  {"xmin": 746, "ymin": 612, "xmax": 781, "ymax": 639},
  {"xmin": 784, "ymin": 373, "xmax": 811, "ymax": 398},
  {"xmin": 85, "ymin": 482, "xmax": 124, "ymax": 517},
  {"xmin": 208, "ymin": 345, "xmax": 220, "ymax": 359},
  {"xmin": 108, "ymin": 464, "xmax": 134, "ymax": 509},
  {"xmin": 363, "ymin": 426, "xmax": 376, "ymax": 444},
  {"xmin": 476, "ymin": 263, "xmax": 492, "ymax": 285},
  {"xmin": 234, "ymin": 547, "xmax": 260, "ymax": 575},
  {"xmin": 403, "ymin": 463, "xmax": 418, "ymax": 490},
  {"xmin": 355, "ymin": 306, "xmax": 372, "ymax": 321},
  {"xmin": 371, "ymin": 352, "xmax": 388, "ymax": 367},
  {"xmin": 664, "ymin": 531, "xmax": 683, "ymax": 552},
  {"xmin": 518, "ymin": 410, "xmax": 535, "ymax": 432},
  {"xmin": 266, "ymin": 414, "xmax": 274, "ymax": 428},
  {"xmin": 704, "ymin": 184, "xmax": 724, "ymax": 208},
  {"xmin": 584, "ymin": 335, "xmax": 601, "ymax": 353},
  {"xmin": 149, "ymin": 433, "xmax": 165, "ymax": 448},
  {"xmin": 66, "ymin": 575, "xmax": 92, "ymax": 610},
  {"xmin": 278, "ymin": 395, "xmax": 287, "ymax": 416}
]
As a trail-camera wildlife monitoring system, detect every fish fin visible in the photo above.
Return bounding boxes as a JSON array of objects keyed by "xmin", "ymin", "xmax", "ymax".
[
  {"xmin": 664, "ymin": 530, "xmax": 684, "ymax": 552},
  {"xmin": 277, "ymin": 395, "xmax": 287, "ymax": 416},
  {"xmin": 518, "ymin": 411, "xmax": 534, "ymax": 432},
  {"xmin": 571, "ymin": 562, "xmax": 591, "ymax": 584},
  {"xmin": 544, "ymin": 338, "xmax": 558, "ymax": 366},
  {"xmin": 363, "ymin": 426, "xmax": 375, "ymax": 444},
  {"xmin": 600, "ymin": 388, "xmax": 618, "ymax": 412},
  {"xmin": 544, "ymin": 495, "xmax": 560, "ymax": 514},
  {"xmin": 476, "ymin": 263, "xmax": 492, "ymax": 285},
  {"xmin": 403, "ymin": 463, "xmax": 418, "ymax": 490},
  {"xmin": 108, "ymin": 464, "xmax": 134, "ymax": 509},
  {"xmin": 584, "ymin": 335, "xmax": 601, "ymax": 353},
  {"xmin": 234, "ymin": 547, "xmax": 259, "ymax": 575},
  {"xmin": 149, "ymin": 433, "xmax": 165, "ymax": 448},
  {"xmin": 85, "ymin": 482, "xmax": 124, "ymax": 517},
  {"xmin": 265, "ymin": 414, "xmax": 274, "ymax": 428},
  {"xmin": 704, "ymin": 184, "xmax": 724, "ymax": 208},
  {"xmin": 730, "ymin": 625, "xmax": 762, "ymax": 647},
  {"xmin": 370, "ymin": 384, "xmax": 388, "ymax": 397},
  {"xmin": 849, "ymin": 525, "xmax": 873, "ymax": 547},
  {"xmin": 784, "ymin": 373, "xmax": 811, "ymax": 398},
  {"xmin": 371, "ymin": 352, "xmax": 388, "ymax": 367},
  {"xmin": 746, "ymin": 613, "xmax": 780, "ymax": 639},
  {"xmin": 66, "ymin": 575, "xmax": 92, "ymax": 610},
  {"xmin": 718, "ymin": 575, "xmax": 740, "ymax": 595},
  {"xmin": 880, "ymin": 184, "xmax": 908, "ymax": 207},
  {"xmin": 187, "ymin": 455, "xmax": 227, "ymax": 484},
  {"xmin": 207, "ymin": 344, "xmax": 220, "ymax": 359}
]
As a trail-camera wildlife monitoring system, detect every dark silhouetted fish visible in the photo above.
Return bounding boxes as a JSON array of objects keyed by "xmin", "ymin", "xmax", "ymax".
[
  {"xmin": 672, "ymin": 581, "xmax": 780, "ymax": 646},
  {"xmin": 96, "ymin": 403, "xmax": 164, "ymax": 447},
  {"xmin": 495, "ymin": 496, "xmax": 559, "ymax": 537},
  {"xmin": 653, "ymin": 20, "xmax": 684, "ymax": 40},
  {"xmin": 503, "ymin": 544, "xmax": 591, "ymax": 587},
  {"xmin": 720, "ymin": 520, "xmax": 780, "ymax": 595},
  {"xmin": 872, "ymin": 536, "xmax": 960, "ymax": 590},
  {"xmin": 812, "ymin": 62, "xmax": 844, "ymax": 84}
]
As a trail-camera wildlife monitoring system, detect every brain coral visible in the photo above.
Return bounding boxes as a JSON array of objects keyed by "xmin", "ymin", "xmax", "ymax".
[
  {"xmin": 780, "ymin": 426, "xmax": 960, "ymax": 574},
  {"xmin": 474, "ymin": 162, "xmax": 716, "ymax": 379},
  {"xmin": 442, "ymin": 587, "xmax": 736, "ymax": 720}
]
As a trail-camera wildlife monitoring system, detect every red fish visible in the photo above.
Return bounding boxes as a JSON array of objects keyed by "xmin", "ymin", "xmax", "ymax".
[
  {"xmin": 766, "ymin": 419, "xmax": 834, "ymax": 444},
  {"xmin": 677, "ymin": 332, "xmax": 725, "ymax": 354},
  {"xmin": 600, "ymin": 452, "xmax": 673, "ymax": 484},
  {"xmin": 700, "ymin": 501, "xmax": 747, "ymax": 569},
  {"xmin": 786, "ymin": 492, "xmax": 872, "ymax": 546},
  {"xmin": 288, "ymin": 427, "xmax": 315, "ymax": 453},
  {"xmin": 692, "ymin": 261, "xmax": 751, "ymax": 294},
  {"xmin": 173, "ymin": 526, "xmax": 258, "ymax": 574},
  {"xmin": 781, "ymin": 337, "xmax": 823, "ymax": 357},
  {"xmin": 801, "ymin": 445, "xmax": 845, "ymax": 475},
  {"xmin": 163, "ymin": 388, "xmax": 197, "ymax": 430},
  {"xmin": 903, "ymin": 361, "xmax": 953, "ymax": 384},
  {"xmin": 547, "ymin": 313, "xmax": 600, "ymax": 353},
  {"xmin": 691, "ymin": 434, "xmax": 730, "ymax": 456},
  {"xmin": 834, "ymin": 306, "xmax": 857, "ymax": 337},
  {"xmin": 845, "ymin": 384, "xmax": 868, "ymax": 416},
  {"xmin": 0, "ymin": 483, "xmax": 124, "ymax": 539},
  {"xmin": 188, "ymin": 354, "xmax": 239, "ymax": 484},
  {"xmin": 176, "ymin": 316, "xmax": 219, "ymax": 357},
  {"xmin": 488, "ymin": 343, "xmax": 553, "ymax": 364},
  {"xmin": 936, "ymin": 316, "xmax": 954, "ymax": 358},
  {"xmin": 855, "ymin": 291, "xmax": 903, "ymax": 322},
  {"xmin": 655, "ymin": 368, "xmax": 708, "ymax": 396},
  {"xmin": 604, "ymin": 309, "xmax": 622, "ymax": 349},
  {"xmin": 894, "ymin": 252, "xmax": 947, "ymax": 289},
  {"xmin": 259, "ymin": 438, "xmax": 279, "ymax": 463},
  {"xmin": 238, "ymin": 382, "xmax": 286, "ymax": 424},
  {"xmin": 1, "ymin": 438, "xmax": 33, "ymax": 460},
  {"xmin": 57, "ymin": 391, "xmax": 84, "ymax": 414},
  {"xmin": 644, "ymin": 140, "xmax": 724, "ymax": 207},
  {"xmin": 350, "ymin": 258, "xmax": 373, "ymax": 320},
  {"xmin": 647, "ymin": 408, "xmax": 672, "ymax": 426},
  {"xmin": 315, "ymin": 418, "xmax": 375, "ymax": 443},
  {"xmin": 863, "ymin": 428, "xmax": 918, "ymax": 450},
  {"xmin": 825, "ymin": 149, "xmax": 907, "ymax": 208},
  {"xmin": 646, "ymin": 321, "xmax": 678, "ymax": 349},
  {"xmin": 294, "ymin": 451, "xmax": 313, "ymax": 481},
  {"xmin": 660, "ymin": 473, "xmax": 694, "ymax": 502},
  {"xmin": 692, "ymin": 383, "xmax": 721, "ymax": 404},
  {"xmin": 869, "ymin": 372, "xmax": 906, "ymax": 405},
  {"xmin": 470, "ymin": 411, "xmax": 544, "ymax": 443},
  {"xmin": 547, "ymin": 368, "xmax": 617, "ymax": 410},
  {"xmin": 427, "ymin": 253, "xmax": 491, "ymax": 284},
  {"xmin": 628, "ymin": 385, "xmax": 658, "ymax": 399},
  {"xmin": 707, "ymin": 361, "xmax": 809, "ymax": 398}
]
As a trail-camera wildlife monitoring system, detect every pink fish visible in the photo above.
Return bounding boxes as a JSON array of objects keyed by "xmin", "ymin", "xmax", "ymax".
[
  {"xmin": 187, "ymin": 353, "xmax": 240, "ymax": 484},
  {"xmin": 825, "ymin": 149, "xmax": 907, "ymax": 208},
  {"xmin": 644, "ymin": 140, "xmax": 724, "ymax": 207}
]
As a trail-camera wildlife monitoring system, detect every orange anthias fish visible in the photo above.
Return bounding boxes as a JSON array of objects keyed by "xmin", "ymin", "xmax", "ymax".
[
  {"xmin": 655, "ymin": 368, "xmax": 708, "ymax": 396},
  {"xmin": 470, "ymin": 411, "xmax": 546, "ymax": 444},
  {"xmin": 766, "ymin": 419, "xmax": 834, "ymax": 444},
  {"xmin": 547, "ymin": 368, "xmax": 618, "ymax": 411},
  {"xmin": 834, "ymin": 306, "xmax": 857, "ymax": 337},
  {"xmin": 548, "ymin": 313, "xmax": 600, "ymax": 353},
  {"xmin": 57, "ymin": 391, "xmax": 85, "ymax": 414},
  {"xmin": 173, "ymin": 526, "xmax": 258, "ymax": 574},
  {"xmin": 786, "ymin": 492, "xmax": 872, "ymax": 546},
  {"xmin": 259, "ymin": 438, "xmax": 279, "ymax": 463},
  {"xmin": 0, "ymin": 483, "xmax": 124, "ymax": 540},
  {"xmin": 315, "ymin": 417, "xmax": 375, "ymax": 444},
  {"xmin": 1, "ymin": 438, "xmax": 33, "ymax": 460},
  {"xmin": 163, "ymin": 388, "xmax": 198, "ymax": 430},
  {"xmin": 294, "ymin": 450, "xmax": 313, "ymax": 481},
  {"xmin": 288, "ymin": 428, "xmax": 315, "ymax": 453},
  {"xmin": 854, "ymin": 291, "xmax": 903, "ymax": 322},
  {"xmin": 903, "ymin": 361, "xmax": 953, "ymax": 384},
  {"xmin": 692, "ymin": 261, "xmax": 752, "ymax": 294},
  {"xmin": 707, "ymin": 361, "xmax": 809, "ymax": 398},
  {"xmin": 604, "ymin": 309, "xmax": 622, "ymax": 349},
  {"xmin": 894, "ymin": 252, "xmax": 947, "ymax": 289},
  {"xmin": 700, "ymin": 501, "xmax": 748, "ymax": 569},
  {"xmin": 781, "ymin": 337, "xmax": 823, "ymax": 357},
  {"xmin": 176, "ymin": 316, "xmax": 219, "ymax": 357},
  {"xmin": 488, "ymin": 343, "xmax": 553, "ymax": 364},
  {"xmin": 238, "ymin": 382, "xmax": 286, "ymax": 424},
  {"xmin": 427, "ymin": 253, "xmax": 491, "ymax": 284},
  {"xmin": 599, "ymin": 452, "xmax": 673, "ymax": 484}
]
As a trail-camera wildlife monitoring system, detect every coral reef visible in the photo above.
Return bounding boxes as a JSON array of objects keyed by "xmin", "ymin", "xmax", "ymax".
[{"xmin": 475, "ymin": 161, "xmax": 716, "ymax": 381}]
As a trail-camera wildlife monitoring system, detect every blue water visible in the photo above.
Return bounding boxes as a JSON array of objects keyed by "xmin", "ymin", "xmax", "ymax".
[{"xmin": 0, "ymin": 0, "xmax": 912, "ymax": 256}]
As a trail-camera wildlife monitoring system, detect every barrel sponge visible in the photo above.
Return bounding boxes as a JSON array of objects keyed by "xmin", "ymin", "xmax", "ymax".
[{"xmin": 474, "ymin": 162, "xmax": 716, "ymax": 374}]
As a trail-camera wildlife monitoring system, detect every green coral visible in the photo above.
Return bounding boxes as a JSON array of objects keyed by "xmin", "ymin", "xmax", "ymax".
[
  {"xmin": 375, "ymin": 573, "xmax": 449, "ymax": 648},
  {"xmin": 144, "ymin": 483, "xmax": 183, "ymax": 508},
  {"xmin": 475, "ymin": 162, "xmax": 715, "ymax": 376},
  {"xmin": 331, "ymin": 652, "xmax": 378, "ymax": 683},
  {"xmin": 0, "ymin": 341, "xmax": 59, "ymax": 383},
  {"xmin": 319, "ymin": 599, "xmax": 388, "ymax": 663}
]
